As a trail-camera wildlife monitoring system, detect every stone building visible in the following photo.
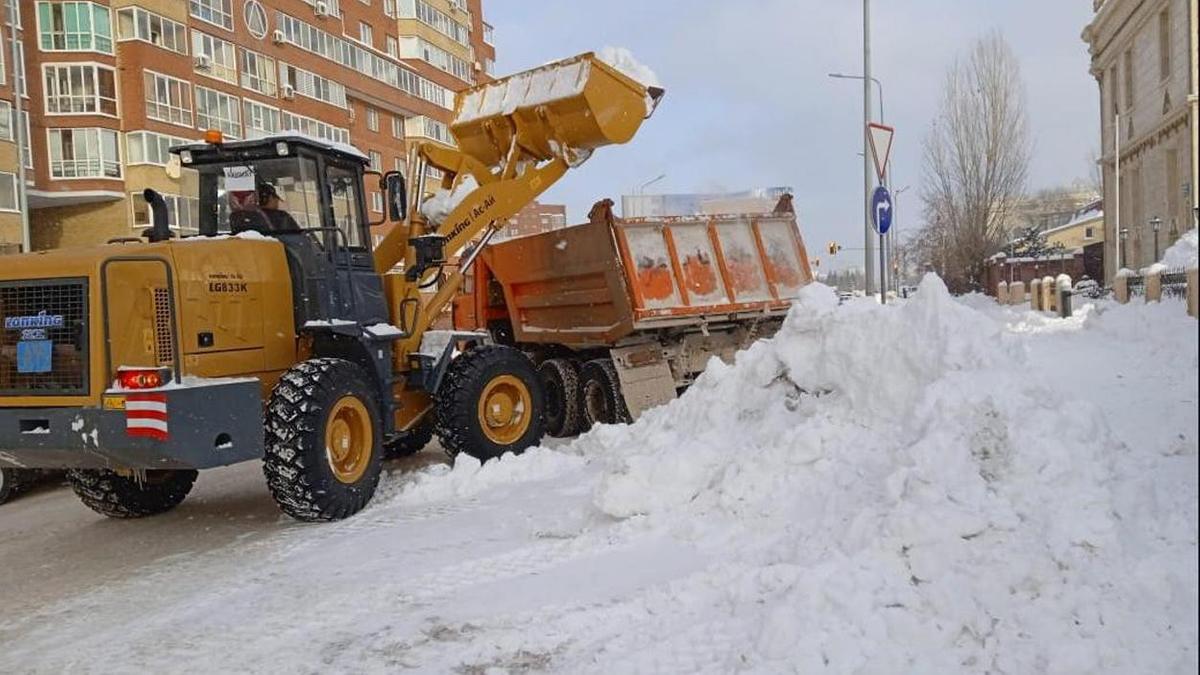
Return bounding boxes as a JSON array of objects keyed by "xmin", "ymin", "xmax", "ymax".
[
  {"xmin": 1083, "ymin": 0, "xmax": 1199, "ymax": 277},
  {"xmin": 0, "ymin": 0, "xmax": 494, "ymax": 251}
]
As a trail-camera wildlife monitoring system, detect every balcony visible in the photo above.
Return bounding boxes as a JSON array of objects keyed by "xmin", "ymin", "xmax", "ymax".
[{"xmin": 404, "ymin": 115, "xmax": 455, "ymax": 147}]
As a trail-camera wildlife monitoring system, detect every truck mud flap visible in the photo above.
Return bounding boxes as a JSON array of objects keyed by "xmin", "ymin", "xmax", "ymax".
[{"xmin": 610, "ymin": 344, "xmax": 676, "ymax": 421}]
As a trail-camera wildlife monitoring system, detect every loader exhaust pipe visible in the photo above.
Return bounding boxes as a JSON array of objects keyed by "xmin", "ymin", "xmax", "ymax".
[{"xmin": 142, "ymin": 189, "xmax": 173, "ymax": 243}]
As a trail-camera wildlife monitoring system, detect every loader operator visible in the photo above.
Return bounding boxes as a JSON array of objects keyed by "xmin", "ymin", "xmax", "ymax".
[{"xmin": 257, "ymin": 182, "xmax": 302, "ymax": 233}]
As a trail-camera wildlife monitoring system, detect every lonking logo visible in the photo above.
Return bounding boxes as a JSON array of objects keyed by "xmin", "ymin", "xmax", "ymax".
[{"xmin": 4, "ymin": 310, "xmax": 65, "ymax": 330}]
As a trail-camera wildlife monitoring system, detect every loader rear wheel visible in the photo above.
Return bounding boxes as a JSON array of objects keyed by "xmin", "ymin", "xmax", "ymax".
[
  {"xmin": 66, "ymin": 468, "xmax": 197, "ymax": 518},
  {"xmin": 580, "ymin": 358, "xmax": 631, "ymax": 429},
  {"xmin": 539, "ymin": 358, "xmax": 582, "ymax": 438},
  {"xmin": 385, "ymin": 415, "xmax": 435, "ymax": 459},
  {"xmin": 263, "ymin": 358, "xmax": 383, "ymax": 522},
  {"xmin": 435, "ymin": 345, "xmax": 545, "ymax": 461}
]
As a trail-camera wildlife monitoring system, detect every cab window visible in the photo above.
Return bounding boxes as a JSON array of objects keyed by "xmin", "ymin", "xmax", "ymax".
[{"xmin": 327, "ymin": 163, "xmax": 365, "ymax": 249}]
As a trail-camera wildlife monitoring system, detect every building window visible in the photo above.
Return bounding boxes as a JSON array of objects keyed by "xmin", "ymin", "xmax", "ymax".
[
  {"xmin": 391, "ymin": 115, "xmax": 403, "ymax": 138},
  {"xmin": 4, "ymin": 0, "xmax": 21, "ymax": 28},
  {"xmin": 399, "ymin": 35, "xmax": 472, "ymax": 82},
  {"xmin": 145, "ymin": 71, "xmax": 193, "ymax": 127},
  {"xmin": 280, "ymin": 109, "xmax": 349, "ymax": 144},
  {"xmin": 37, "ymin": 2, "xmax": 113, "ymax": 53},
  {"xmin": 1084, "ymin": 227, "xmax": 1094, "ymax": 239},
  {"xmin": 127, "ymin": 130, "xmax": 191, "ymax": 165},
  {"xmin": 116, "ymin": 7, "xmax": 187, "ymax": 54},
  {"xmin": 371, "ymin": 191, "xmax": 383, "ymax": 213},
  {"xmin": 194, "ymin": 86, "xmax": 241, "ymax": 138},
  {"xmin": 42, "ymin": 64, "xmax": 118, "ymax": 115},
  {"xmin": 243, "ymin": 0, "xmax": 268, "ymax": 39},
  {"xmin": 483, "ymin": 22, "xmax": 494, "ymax": 45},
  {"xmin": 385, "ymin": 35, "xmax": 398, "ymax": 58},
  {"xmin": 368, "ymin": 150, "xmax": 382, "ymax": 171},
  {"xmin": 366, "ymin": 107, "xmax": 379, "ymax": 132},
  {"xmin": 1122, "ymin": 49, "xmax": 1133, "ymax": 112},
  {"xmin": 1158, "ymin": 10, "xmax": 1170, "ymax": 81},
  {"xmin": 358, "ymin": 21, "xmax": 372, "ymax": 46},
  {"xmin": 193, "ymin": 31, "xmax": 238, "ymax": 83},
  {"xmin": 132, "ymin": 192, "xmax": 200, "ymax": 235},
  {"xmin": 47, "ymin": 127, "xmax": 121, "ymax": 178},
  {"xmin": 279, "ymin": 62, "xmax": 347, "ymax": 108},
  {"xmin": 243, "ymin": 99, "xmax": 280, "ymax": 138},
  {"xmin": 383, "ymin": 0, "xmax": 395, "ymax": 17},
  {"xmin": 0, "ymin": 172, "xmax": 18, "ymax": 211},
  {"xmin": 190, "ymin": 0, "xmax": 232, "ymax": 31},
  {"xmin": 400, "ymin": 0, "xmax": 469, "ymax": 46},
  {"xmin": 0, "ymin": 100, "xmax": 11, "ymax": 141},
  {"xmin": 239, "ymin": 48, "xmax": 277, "ymax": 96}
]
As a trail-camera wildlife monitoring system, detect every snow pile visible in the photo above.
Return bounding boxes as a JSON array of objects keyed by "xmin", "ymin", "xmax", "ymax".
[
  {"xmin": 566, "ymin": 275, "xmax": 1197, "ymax": 672},
  {"xmin": 597, "ymin": 46, "xmax": 661, "ymax": 89},
  {"xmin": 456, "ymin": 59, "xmax": 589, "ymax": 125},
  {"xmin": 1162, "ymin": 227, "xmax": 1198, "ymax": 269},
  {"xmin": 419, "ymin": 175, "xmax": 479, "ymax": 225}
]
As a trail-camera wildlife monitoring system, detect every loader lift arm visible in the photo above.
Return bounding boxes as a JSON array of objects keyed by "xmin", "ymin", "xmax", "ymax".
[{"xmin": 372, "ymin": 51, "xmax": 664, "ymax": 359}]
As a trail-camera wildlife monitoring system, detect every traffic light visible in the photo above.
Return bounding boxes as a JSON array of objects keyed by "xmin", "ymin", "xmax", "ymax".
[{"xmin": 827, "ymin": 241, "xmax": 841, "ymax": 255}]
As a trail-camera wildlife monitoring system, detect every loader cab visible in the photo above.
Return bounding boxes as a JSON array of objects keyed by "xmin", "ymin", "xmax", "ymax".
[{"xmin": 169, "ymin": 135, "xmax": 390, "ymax": 328}]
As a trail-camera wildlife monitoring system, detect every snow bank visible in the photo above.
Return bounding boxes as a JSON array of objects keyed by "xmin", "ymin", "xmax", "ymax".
[
  {"xmin": 1162, "ymin": 227, "xmax": 1198, "ymax": 269},
  {"xmin": 571, "ymin": 273, "xmax": 1197, "ymax": 672},
  {"xmin": 419, "ymin": 175, "xmax": 479, "ymax": 226}
]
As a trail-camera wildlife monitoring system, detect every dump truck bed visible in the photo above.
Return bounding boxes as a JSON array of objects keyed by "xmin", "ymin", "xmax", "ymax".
[{"xmin": 475, "ymin": 202, "xmax": 813, "ymax": 347}]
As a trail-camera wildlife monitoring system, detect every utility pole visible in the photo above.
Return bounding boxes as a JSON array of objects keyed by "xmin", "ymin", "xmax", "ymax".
[
  {"xmin": 862, "ymin": 0, "xmax": 875, "ymax": 296},
  {"xmin": 7, "ymin": 6, "xmax": 29, "ymax": 252},
  {"xmin": 1114, "ymin": 112, "xmax": 1121, "ymax": 272}
]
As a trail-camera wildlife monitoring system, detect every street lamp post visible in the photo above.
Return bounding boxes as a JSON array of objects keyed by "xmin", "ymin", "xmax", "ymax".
[
  {"xmin": 637, "ymin": 173, "xmax": 666, "ymax": 195},
  {"xmin": 1150, "ymin": 216, "xmax": 1162, "ymax": 262}
]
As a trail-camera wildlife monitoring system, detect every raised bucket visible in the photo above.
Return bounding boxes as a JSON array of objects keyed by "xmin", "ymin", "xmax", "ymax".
[{"xmin": 451, "ymin": 52, "xmax": 664, "ymax": 168}]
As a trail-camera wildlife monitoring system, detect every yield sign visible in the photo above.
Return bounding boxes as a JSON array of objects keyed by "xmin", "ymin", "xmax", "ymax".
[{"xmin": 867, "ymin": 122, "xmax": 894, "ymax": 181}]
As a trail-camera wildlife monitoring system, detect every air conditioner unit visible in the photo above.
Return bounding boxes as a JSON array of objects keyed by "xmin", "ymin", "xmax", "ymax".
[
  {"xmin": 282, "ymin": 84, "xmax": 296, "ymax": 99},
  {"xmin": 473, "ymin": 61, "xmax": 482, "ymax": 72},
  {"xmin": 194, "ymin": 54, "xmax": 212, "ymax": 70},
  {"xmin": 272, "ymin": 29, "xmax": 286, "ymax": 44},
  {"xmin": 347, "ymin": 108, "xmax": 356, "ymax": 122},
  {"xmin": 314, "ymin": 1, "xmax": 329, "ymax": 17}
]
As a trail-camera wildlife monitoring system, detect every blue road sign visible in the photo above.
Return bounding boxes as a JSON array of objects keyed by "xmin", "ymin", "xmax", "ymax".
[{"xmin": 871, "ymin": 186, "xmax": 892, "ymax": 235}]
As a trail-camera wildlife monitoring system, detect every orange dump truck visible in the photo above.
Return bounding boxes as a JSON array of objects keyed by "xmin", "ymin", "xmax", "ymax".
[{"xmin": 452, "ymin": 196, "xmax": 813, "ymax": 436}]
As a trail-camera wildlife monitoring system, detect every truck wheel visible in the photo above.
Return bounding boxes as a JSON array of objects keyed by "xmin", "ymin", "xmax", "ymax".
[
  {"xmin": 385, "ymin": 415, "xmax": 434, "ymax": 459},
  {"xmin": 580, "ymin": 359, "xmax": 631, "ymax": 429},
  {"xmin": 66, "ymin": 468, "xmax": 197, "ymax": 518},
  {"xmin": 0, "ymin": 468, "xmax": 17, "ymax": 505},
  {"xmin": 539, "ymin": 358, "xmax": 582, "ymax": 437},
  {"xmin": 263, "ymin": 358, "xmax": 383, "ymax": 522},
  {"xmin": 435, "ymin": 345, "xmax": 545, "ymax": 461}
]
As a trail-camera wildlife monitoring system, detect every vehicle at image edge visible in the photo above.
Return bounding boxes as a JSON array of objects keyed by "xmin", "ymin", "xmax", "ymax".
[
  {"xmin": 0, "ymin": 52, "xmax": 664, "ymax": 521},
  {"xmin": 452, "ymin": 196, "xmax": 813, "ymax": 435},
  {"xmin": 0, "ymin": 468, "xmax": 60, "ymax": 505}
]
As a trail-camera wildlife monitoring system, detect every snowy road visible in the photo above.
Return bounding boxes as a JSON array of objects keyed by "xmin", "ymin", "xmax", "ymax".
[{"xmin": 1, "ymin": 278, "xmax": 1196, "ymax": 673}]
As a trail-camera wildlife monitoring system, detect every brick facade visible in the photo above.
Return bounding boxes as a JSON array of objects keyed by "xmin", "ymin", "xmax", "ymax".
[{"xmin": 0, "ymin": 0, "xmax": 494, "ymax": 251}]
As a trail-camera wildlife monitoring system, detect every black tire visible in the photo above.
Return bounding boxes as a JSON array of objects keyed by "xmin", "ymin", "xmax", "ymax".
[
  {"xmin": 263, "ymin": 358, "xmax": 383, "ymax": 522},
  {"xmin": 539, "ymin": 358, "xmax": 582, "ymax": 438},
  {"xmin": 66, "ymin": 468, "xmax": 197, "ymax": 518},
  {"xmin": 435, "ymin": 345, "xmax": 545, "ymax": 461},
  {"xmin": 580, "ymin": 358, "xmax": 631, "ymax": 429},
  {"xmin": 0, "ymin": 468, "xmax": 17, "ymax": 505},
  {"xmin": 385, "ymin": 414, "xmax": 435, "ymax": 459}
]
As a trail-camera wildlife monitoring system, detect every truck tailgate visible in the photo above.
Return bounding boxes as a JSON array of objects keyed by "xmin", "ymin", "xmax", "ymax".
[{"xmin": 614, "ymin": 213, "xmax": 812, "ymax": 324}]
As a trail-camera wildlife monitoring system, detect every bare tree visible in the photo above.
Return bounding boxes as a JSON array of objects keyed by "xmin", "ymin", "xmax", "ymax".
[{"xmin": 918, "ymin": 31, "xmax": 1031, "ymax": 292}]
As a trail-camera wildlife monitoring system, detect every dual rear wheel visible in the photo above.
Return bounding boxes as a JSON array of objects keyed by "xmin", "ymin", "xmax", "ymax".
[{"xmin": 540, "ymin": 357, "xmax": 631, "ymax": 437}]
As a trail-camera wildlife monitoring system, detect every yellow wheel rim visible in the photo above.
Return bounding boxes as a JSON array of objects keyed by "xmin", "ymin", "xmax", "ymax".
[
  {"xmin": 325, "ymin": 396, "xmax": 373, "ymax": 484},
  {"xmin": 477, "ymin": 374, "xmax": 532, "ymax": 445}
]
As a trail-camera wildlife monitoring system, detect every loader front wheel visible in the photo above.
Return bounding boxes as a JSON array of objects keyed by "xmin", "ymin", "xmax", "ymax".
[
  {"xmin": 539, "ymin": 358, "xmax": 582, "ymax": 438},
  {"xmin": 580, "ymin": 358, "xmax": 631, "ymax": 429},
  {"xmin": 263, "ymin": 358, "xmax": 383, "ymax": 521},
  {"xmin": 435, "ymin": 345, "xmax": 545, "ymax": 461},
  {"xmin": 67, "ymin": 468, "xmax": 196, "ymax": 518}
]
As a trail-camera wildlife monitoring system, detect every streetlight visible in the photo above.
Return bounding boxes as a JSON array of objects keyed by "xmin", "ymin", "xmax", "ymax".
[
  {"xmin": 1150, "ymin": 216, "xmax": 1162, "ymax": 261},
  {"xmin": 637, "ymin": 173, "xmax": 666, "ymax": 195},
  {"xmin": 828, "ymin": 73, "xmax": 884, "ymax": 123}
]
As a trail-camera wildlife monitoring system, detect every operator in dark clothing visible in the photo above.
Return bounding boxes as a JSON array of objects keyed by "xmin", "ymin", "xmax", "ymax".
[{"xmin": 258, "ymin": 182, "xmax": 302, "ymax": 233}]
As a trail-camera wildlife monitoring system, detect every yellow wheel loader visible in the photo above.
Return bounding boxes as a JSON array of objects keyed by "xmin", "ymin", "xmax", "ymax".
[{"xmin": 0, "ymin": 53, "xmax": 663, "ymax": 521}]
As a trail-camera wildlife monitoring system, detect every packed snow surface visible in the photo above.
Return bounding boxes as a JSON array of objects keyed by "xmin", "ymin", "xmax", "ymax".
[
  {"xmin": 1162, "ymin": 227, "xmax": 1198, "ymax": 269},
  {"xmin": 2, "ymin": 276, "xmax": 1195, "ymax": 673}
]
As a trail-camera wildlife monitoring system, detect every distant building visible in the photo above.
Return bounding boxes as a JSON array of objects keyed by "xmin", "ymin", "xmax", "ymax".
[
  {"xmin": 621, "ymin": 187, "xmax": 793, "ymax": 218},
  {"xmin": 1082, "ymin": 0, "xmax": 1199, "ymax": 277},
  {"xmin": 1012, "ymin": 187, "xmax": 1100, "ymax": 234},
  {"xmin": 987, "ymin": 200, "xmax": 1107, "ymax": 293},
  {"xmin": 1044, "ymin": 199, "xmax": 1105, "ymax": 251},
  {"xmin": 498, "ymin": 201, "xmax": 567, "ymax": 239}
]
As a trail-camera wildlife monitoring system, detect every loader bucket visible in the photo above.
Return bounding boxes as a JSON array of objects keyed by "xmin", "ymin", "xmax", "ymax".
[{"xmin": 452, "ymin": 52, "xmax": 664, "ymax": 168}]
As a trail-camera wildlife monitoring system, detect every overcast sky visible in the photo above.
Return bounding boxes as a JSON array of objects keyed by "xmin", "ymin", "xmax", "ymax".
[{"xmin": 483, "ymin": 0, "xmax": 1100, "ymax": 270}]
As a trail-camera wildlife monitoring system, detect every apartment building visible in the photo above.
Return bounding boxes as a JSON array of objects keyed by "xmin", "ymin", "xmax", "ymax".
[
  {"xmin": 1083, "ymin": 0, "xmax": 1199, "ymax": 277},
  {"xmin": 497, "ymin": 200, "xmax": 566, "ymax": 240},
  {"xmin": 0, "ymin": 0, "xmax": 495, "ymax": 251}
]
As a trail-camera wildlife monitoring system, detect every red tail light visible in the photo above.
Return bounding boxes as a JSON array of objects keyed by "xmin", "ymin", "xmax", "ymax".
[{"xmin": 117, "ymin": 367, "xmax": 169, "ymax": 390}]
